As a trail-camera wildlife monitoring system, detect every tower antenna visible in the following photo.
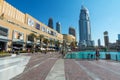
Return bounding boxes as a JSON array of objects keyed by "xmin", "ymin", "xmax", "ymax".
[{"xmin": 82, "ymin": 0, "xmax": 84, "ymax": 6}]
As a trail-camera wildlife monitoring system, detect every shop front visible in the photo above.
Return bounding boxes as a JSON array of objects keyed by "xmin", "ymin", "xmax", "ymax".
[
  {"xmin": 12, "ymin": 30, "xmax": 24, "ymax": 51},
  {"xmin": 0, "ymin": 39, "xmax": 7, "ymax": 51},
  {"xmin": 0, "ymin": 26, "xmax": 9, "ymax": 51},
  {"xmin": 12, "ymin": 41, "xmax": 24, "ymax": 51},
  {"xmin": 26, "ymin": 34, "xmax": 34, "ymax": 50},
  {"xmin": 26, "ymin": 41, "xmax": 34, "ymax": 49}
]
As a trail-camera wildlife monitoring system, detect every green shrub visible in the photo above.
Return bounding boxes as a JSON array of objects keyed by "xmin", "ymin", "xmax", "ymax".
[
  {"xmin": 20, "ymin": 50, "xmax": 27, "ymax": 53},
  {"xmin": 0, "ymin": 52, "xmax": 11, "ymax": 57}
]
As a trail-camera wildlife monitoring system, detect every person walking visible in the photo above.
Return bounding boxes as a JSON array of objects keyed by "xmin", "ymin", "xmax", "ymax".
[
  {"xmin": 61, "ymin": 50, "xmax": 64, "ymax": 58},
  {"xmin": 95, "ymin": 48, "xmax": 100, "ymax": 60}
]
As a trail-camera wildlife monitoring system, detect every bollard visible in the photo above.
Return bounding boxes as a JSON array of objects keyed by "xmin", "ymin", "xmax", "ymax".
[
  {"xmin": 82, "ymin": 54, "xmax": 84, "ymax": 59},
  {"xmin": 87, "ymin": 53, "xmax": 90, "ymax": 60},
  {"xmin": 116, "ymin": 54, "xmax": 118, "ymax": 61},
  {"xmin": 91, "ymin": 54, "xmax": 93, "ymax": 60}
]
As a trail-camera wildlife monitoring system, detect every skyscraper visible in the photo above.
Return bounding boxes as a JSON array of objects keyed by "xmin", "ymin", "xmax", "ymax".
[
  {"xmin": 117, "ymin": 34, "xmax": 120, "ymax": 48},
  {"xmin": 104, "ymin": 31, "xmax": 109, "ymax": 47},
  {"xmin": 118, "ymin": 34, "xmax": 120, "ymax": 40},
  {"xmin": 48, "ymin": 18, "xmax": 53, "ymax": 29},
  {"xmin": 98, "ymin": 39, "xmax": 101, "ymax": 47},
  {"xmin": 56, "ymin": 22, "xmax": 61, "ymax": 33},
  {"xmin": 69, "ymin": 27, "xmax": 76, "ymax": 37},
  {"xmin": 79, "ymin": 6, "xmax": 91, "ymax": 46}
]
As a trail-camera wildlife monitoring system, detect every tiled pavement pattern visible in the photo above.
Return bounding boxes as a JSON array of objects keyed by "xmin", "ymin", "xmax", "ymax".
[
  {"xmin": 12, "ymin": 58, "xmax": 57, "ymax": 80},
  {"xmin": 65, "ymin": 59, "xmax": 92, "ymax": 80},
  {"xmin": 10, "ymin": 52, "xmax": 120, "ymax": 80},
  {"xmin": 45, "ymin": 59, "xmax": 65, "ymax": 80},
  {"xmin": 76, "ymin": 60, "xmax": 120, "ymax": 80},
  {"xmin": 11, "ymin": 52, "xmax": 62, "ymax": 80},
  {"xmin": 24, "ymin": 52, "xmax": 62, "ymax": 71}
]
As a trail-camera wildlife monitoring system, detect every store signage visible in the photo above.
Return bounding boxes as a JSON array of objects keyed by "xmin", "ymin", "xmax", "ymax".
[
  {"xmin": 48, "ymin": 30, "xmax": 51, "ymax": 34},
  {"xmin": 13, "ymin": 31, "xmax": 24, "ymax": 41},
  {"xmin": 0, "ymin": 36, "xmax": 8, "ymax": 39},
  {"xmin": 0, "ymin": 26, "xmax": 8, "ymax": 36},
  {"xmin": 37, "ymin": 40, "xmax": 40, "ymax": 42},
  {"xmin": 35, "ymin": 23, "xmax": 40, "ymax": 30},
  {"xmin": 46, "ymin": 29, "xmax": 49, "ymax": 33},
  {"xmin": 27, "ymin": 41, "xmax": 32, "ymax": 44},
  {"xmin": 0, "ymin": 30, "xmax": 7, "ymax": 36},
  {"xmin": 51, "ymin": 31, "xmax": 53, "ymax": 35},
  {"xmin": 28, "ymin": 18, "xmax": 34, "ymax": 27},
  {"xmin": 42, "ymin": 26, "xmax": 46, "ymax": 32}
]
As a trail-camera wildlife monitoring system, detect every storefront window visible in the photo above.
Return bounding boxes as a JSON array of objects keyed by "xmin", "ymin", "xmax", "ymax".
[
  {"xmin": 28, "ymin": 35, "xmax": 34, "ymax": 42},
  {"xmin": 0, "ymin": 26, "xmax": 8, "ymax": 37}
]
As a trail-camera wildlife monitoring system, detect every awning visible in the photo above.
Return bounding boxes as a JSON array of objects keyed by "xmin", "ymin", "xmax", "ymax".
[
  {"xmin": 38, "ymin": 47, "xmax": 46, "ymax": 50},
  {"xmin": 13, "ymin": 41, "xmax": 25, "ymax": 45},
  {"xmin": 26, "ymin": 43, "xmax": 33, "ymax": 46},
  {"xmin": 0, "ymin": 38, "xmax": 11, "ymax": 42},
  {"xmin": 13, "ymin": 47, "xmax": 22, "ymax": 50}
]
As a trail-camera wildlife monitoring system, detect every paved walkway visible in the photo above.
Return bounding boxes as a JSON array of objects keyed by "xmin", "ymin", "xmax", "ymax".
[
  {"xmin": 65, "ymin": 59, "xmax": 92, "ymax": 80},
  {"xmin": 0, "ymin": 56, "xmax": 30, "ymax": 80},
  {"xmin": 76, "ymin": 60, "xmax": 120, "ymax": 80},
  {"xmin": 45, "ymin": 59, "xmax": 65, "ymax": 80},
  {"xmin": 1, "ymin": 52, "xmax": 120, "ymax": 80},
  {"xmin": 11, "ymin": 52, "xmax": 62, "ymax": 80}
]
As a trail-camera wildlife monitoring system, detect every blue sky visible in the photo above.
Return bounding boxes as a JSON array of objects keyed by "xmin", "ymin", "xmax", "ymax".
[{"xmin": 6, "ymin": 0, "xmax": 120, "ymax": 45}]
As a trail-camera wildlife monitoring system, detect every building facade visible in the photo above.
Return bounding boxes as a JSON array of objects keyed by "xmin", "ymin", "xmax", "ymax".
[
  {"xmin": 0, "ymin": 0, "xmax": 63, "ymax": 51},
  {"xmin": 79, "ymin": 6, "xmax": 91, "ymax": 47},
  {"xmin": 48, "ymin": 18, "xmax": 53, "ymax": 29},
  {"xmin": 56, "ymin": 22, "xmax": 61, "ymax": 33},
  {"xmin": 116, "ymin": 34, "xmax": 120, "ymax": 50},
  {"xmin": 98, "ymin": 39, "xmax": 101, "ymax": 47},
  {"xmin": 63, "ymin": 34, "xmax": 76, "ymax": 43},
  {"xmin": 69, "ymin": 27, "xmax": 76, "ymax": 37},
  {"xmin": 63, "ymin": 34, "xmax": 76, "ymax": 51},
  {"xmin": 104, "ymin": 31, "xmax": 109, "ymax": 47},
  {"xmin": 118, "ymin": 34, "xmax": 120, "ymax": 40}
]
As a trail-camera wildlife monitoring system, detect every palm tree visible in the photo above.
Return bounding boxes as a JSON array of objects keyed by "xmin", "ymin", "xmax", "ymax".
[
  {"xmin": 0, "ymin": 13, "xmax": 4, "ymax": 20},
  {"xmin": 50, "ymin": 39, "xmax": 54, "ymax": 48},
  {"xmin": 43, "ymin": 38, "xmax": 50, "ymax": 50},
  {"xmin": 70, "ymin": 41, "xmax": 77, "ymax": 50},
  {"xmin": 28, "ymin": 33, "xmax": 37, "ymax": 42},
  {"xmin": 28, "ymin": 33, "xmax": 37, "ymax": 50},
  {"xmin": 38, "ymin": 34, "xmax": 44, "ymax": 49},
  {"xmin": 55, "ymin": 40, "xmax": 60, "ymax": 50},
  {"xmin": 75, "ymin": 41, "xmax": 78, "ymax": 47},
  {"xmin": 62, "ymin": 40, "xmax": 67, "ymax": 50}
]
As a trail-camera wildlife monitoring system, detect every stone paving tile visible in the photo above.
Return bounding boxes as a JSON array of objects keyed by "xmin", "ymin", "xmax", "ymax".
[
  {"xmin": 9, "ymin": 52, "xmax": 120, "ymax": 80},
  {"xmin": 24, "ymin": 52, "xmax": 62, "ymax": 71},
  {"xmin": 45, "ymin": 59, "xmax": 65, "ymax": 80},
  {"xmin": 93, "ymin": 60, "xmax": 120, "ymax": 72},
  {"xmin": 11, "ymin": 52, "xmax": 61, "ymax": 80},
  {"xmin": 78, "ymin": 60, "xmax": 120, "ymax": 80},
  {"xmin": 24, "ymin": 54, "xmax": 48, "ymax": 71},
  {"xmin": 11, "ymin": 58, "xmax": 57, "ymax": 80},
  {"xmin": 65, "ymin": 59, "xmax": 92, "ymax": 80}
]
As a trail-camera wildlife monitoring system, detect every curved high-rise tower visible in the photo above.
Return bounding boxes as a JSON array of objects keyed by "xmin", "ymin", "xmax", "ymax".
[
  {"xmin": 48, "ymin": 18, "xmax": 53, "ymax": 29},
  {"xmin": 69, "ymin": 27, "xmax": 76, "ymax": 37},
  {"xmin": 104, "ymin": 31, "xmax": 109, "ymax": 47},
  {"xmin": 56, "ymin": 22, "xmax": 61, "ymax": 33},
  {"xmin": 79, "ymin": 6, "xmax": 91, "ymax": 46}
]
